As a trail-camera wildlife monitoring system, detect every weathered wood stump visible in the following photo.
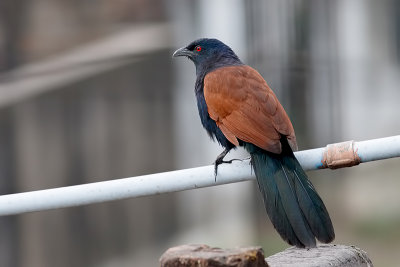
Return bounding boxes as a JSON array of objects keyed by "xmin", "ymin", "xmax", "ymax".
[
  {"xmin": 160, "ymin": 244, "xmax": 373, "ymax": 267},
  {"xmin": 160, "ymin": 244, "xmax": 268, "ymax": 267},
  {"xmin": 266, "ymin": 244, "xmax": 373, "ymax": 267}
]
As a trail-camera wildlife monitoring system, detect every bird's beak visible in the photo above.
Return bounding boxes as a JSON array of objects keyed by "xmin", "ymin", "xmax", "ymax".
[{"xmin": 172, "ymin": 47, "xmax": 193, "ymax": 58}]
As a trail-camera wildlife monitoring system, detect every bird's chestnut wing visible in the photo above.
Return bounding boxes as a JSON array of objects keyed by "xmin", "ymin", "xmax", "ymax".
[{"xmin": 204, "ymin": 65, "xmax": 297, "ymax": 154}]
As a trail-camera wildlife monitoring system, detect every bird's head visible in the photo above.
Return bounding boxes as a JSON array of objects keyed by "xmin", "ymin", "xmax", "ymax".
[{"xmin": 173, "ymin": 38, "xmax": 242, "ymax": 74}]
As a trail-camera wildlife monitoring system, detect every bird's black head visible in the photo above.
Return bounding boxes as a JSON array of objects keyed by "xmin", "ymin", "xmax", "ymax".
[{"xmin": 173, "ymin": 38, "xmax": 242, "ymax": 75}]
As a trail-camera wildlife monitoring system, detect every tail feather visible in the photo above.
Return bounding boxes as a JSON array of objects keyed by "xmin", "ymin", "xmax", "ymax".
[
  {"xmin": 252, "ymin": 154, "xmax": 299, "ymax": 246},
  {"xmin": 290, "ymin": 162, "xmax": 335, "ymax": 243},
  {"xmin": 245, "ymin": 140, "xmax": 335, "ymax": 248}
]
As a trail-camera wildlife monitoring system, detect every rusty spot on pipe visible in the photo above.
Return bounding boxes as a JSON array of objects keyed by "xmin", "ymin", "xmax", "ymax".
[{"xmin": 322, "ymin": 140, "xmax": 361, "ymax": 169}]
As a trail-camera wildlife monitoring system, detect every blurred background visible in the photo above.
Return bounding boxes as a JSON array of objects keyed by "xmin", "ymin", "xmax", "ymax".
[{"xmin": 0, "ymin": 0, "xmax": 399, "ymax": 266}]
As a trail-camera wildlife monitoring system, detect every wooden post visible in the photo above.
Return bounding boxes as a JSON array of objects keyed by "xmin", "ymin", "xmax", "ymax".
[
  {"xmin": 160, "ymin": 244, "xmax": 373, "ymax": 267},
  {"xmin": 266, "ymin": 244, "xmax": 373, "ymax": 267},
  {"xmin": 160, "ymin": 244, "xmax": 268, "ymax": 267}
]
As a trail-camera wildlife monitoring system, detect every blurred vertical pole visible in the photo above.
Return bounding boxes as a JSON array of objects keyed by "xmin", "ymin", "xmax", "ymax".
[
  {"xmin": 0, "ymin": 0, "xmax": 25, "ymax": 266},
  {"xmin": 0, "ymin": 0, "xmax": 25, "ymax": 70},
  {"xmin": 0, "ymin": 110, "xmax": 18, "ymax": 267},
  {"xmin": 308, "ymin": 0, "xmax": 341, "ymax": 146},
  {"xmin": 394, "ymin": 0, "xmax": 400, "ymax": 62},
  {"xmin": 337, "ymin": 0, "xmax": 377, "ymax": 140}
]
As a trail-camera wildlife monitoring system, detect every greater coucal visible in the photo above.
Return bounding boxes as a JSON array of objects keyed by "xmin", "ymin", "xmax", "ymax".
[{"xmin": 173, "ymin": 38, "xmax": 334, "ymax": 248}]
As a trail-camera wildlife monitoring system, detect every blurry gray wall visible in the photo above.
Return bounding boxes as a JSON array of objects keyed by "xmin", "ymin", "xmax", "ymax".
[{"xmin": 0, "ymin": 0, "xmax": 399, "ymax": 267}]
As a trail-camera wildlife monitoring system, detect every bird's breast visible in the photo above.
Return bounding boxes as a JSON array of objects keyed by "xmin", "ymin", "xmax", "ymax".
[{"xmin": 194, "ymin": 85, "xmax": 234, "ymax": 150}]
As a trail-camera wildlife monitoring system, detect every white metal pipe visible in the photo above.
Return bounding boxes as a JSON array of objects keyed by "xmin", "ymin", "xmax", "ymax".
[
  {"xmin": 354, "ymin": 135, "xmax": 400, "ymax": 162},
  {"xmin": 0, "ymin": 135, "xmax": 399, "ymax": 216},
  {"xmin": 295, "ymin": 147, "xmax": 325, "ymax": 171}
]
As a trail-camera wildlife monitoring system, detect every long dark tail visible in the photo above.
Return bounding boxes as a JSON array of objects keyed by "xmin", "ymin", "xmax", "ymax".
[{"xmin": 245, "ymin": 139, "xmax": 335, "ymax": 248}]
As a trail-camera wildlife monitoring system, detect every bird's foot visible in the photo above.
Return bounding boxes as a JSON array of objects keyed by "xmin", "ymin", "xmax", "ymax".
[
  {"xmin": 214, "ymin": 155, "xmax": 251, "ymax": 177},
  {"xmin": 214, "ymin": 156, "xmax": 243, "ymax": 182}
]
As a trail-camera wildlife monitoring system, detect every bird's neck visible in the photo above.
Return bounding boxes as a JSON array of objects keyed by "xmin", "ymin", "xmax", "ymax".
[
  {"xmin": 195, "ymin": 73, "xmax": 205, "ymax": 94},
  {"xmin": 195, "ymin": 54, "xmax": 243, "ymax": 77}
]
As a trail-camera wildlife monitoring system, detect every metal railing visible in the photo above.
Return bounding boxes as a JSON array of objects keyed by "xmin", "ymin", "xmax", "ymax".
[{"xmin": 0, "ymin": 135, "xmax": 399, "ymax": 216}]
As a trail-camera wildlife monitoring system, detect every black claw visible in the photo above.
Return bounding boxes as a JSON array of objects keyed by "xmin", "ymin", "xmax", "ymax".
[
  {"xmin": 213, "ymin": 148, "xmax": 245, "ymax": 182},
  {"xmin": 214, "ymin": 148, "xmax": 230, "ymax": 182}
]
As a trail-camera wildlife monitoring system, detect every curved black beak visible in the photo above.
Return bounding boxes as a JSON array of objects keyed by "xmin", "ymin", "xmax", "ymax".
[{"xmin": 172, "ymin": 47, "xmax": 193, "ymax": 58}]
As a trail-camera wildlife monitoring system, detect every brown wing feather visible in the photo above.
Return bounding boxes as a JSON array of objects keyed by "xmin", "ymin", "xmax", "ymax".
[{"xmin": 204, "ymin": 65, "xmax": 297, "ymax": 154}]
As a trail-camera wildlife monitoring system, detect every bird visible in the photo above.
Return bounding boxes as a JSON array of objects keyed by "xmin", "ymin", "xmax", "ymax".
[{"xmin": 172, "ymin": 38, "xmax": 334, "ymax": 248}]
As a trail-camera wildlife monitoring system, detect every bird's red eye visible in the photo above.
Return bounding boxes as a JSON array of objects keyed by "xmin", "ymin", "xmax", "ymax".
[{"xmin": 195, "ymin": 45, "xmax": 202, "ymax": 52}]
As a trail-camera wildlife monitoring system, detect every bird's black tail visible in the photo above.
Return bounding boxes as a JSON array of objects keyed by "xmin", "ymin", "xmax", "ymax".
[{"xmin": 245, "ymin": 139, "xmax": 335, "ymax": 248}]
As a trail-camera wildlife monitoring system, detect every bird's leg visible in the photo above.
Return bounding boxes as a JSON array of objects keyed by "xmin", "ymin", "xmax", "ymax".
[{"xmin": 214, "ymin": 148, "xmax": 243, "ymax": 181}]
